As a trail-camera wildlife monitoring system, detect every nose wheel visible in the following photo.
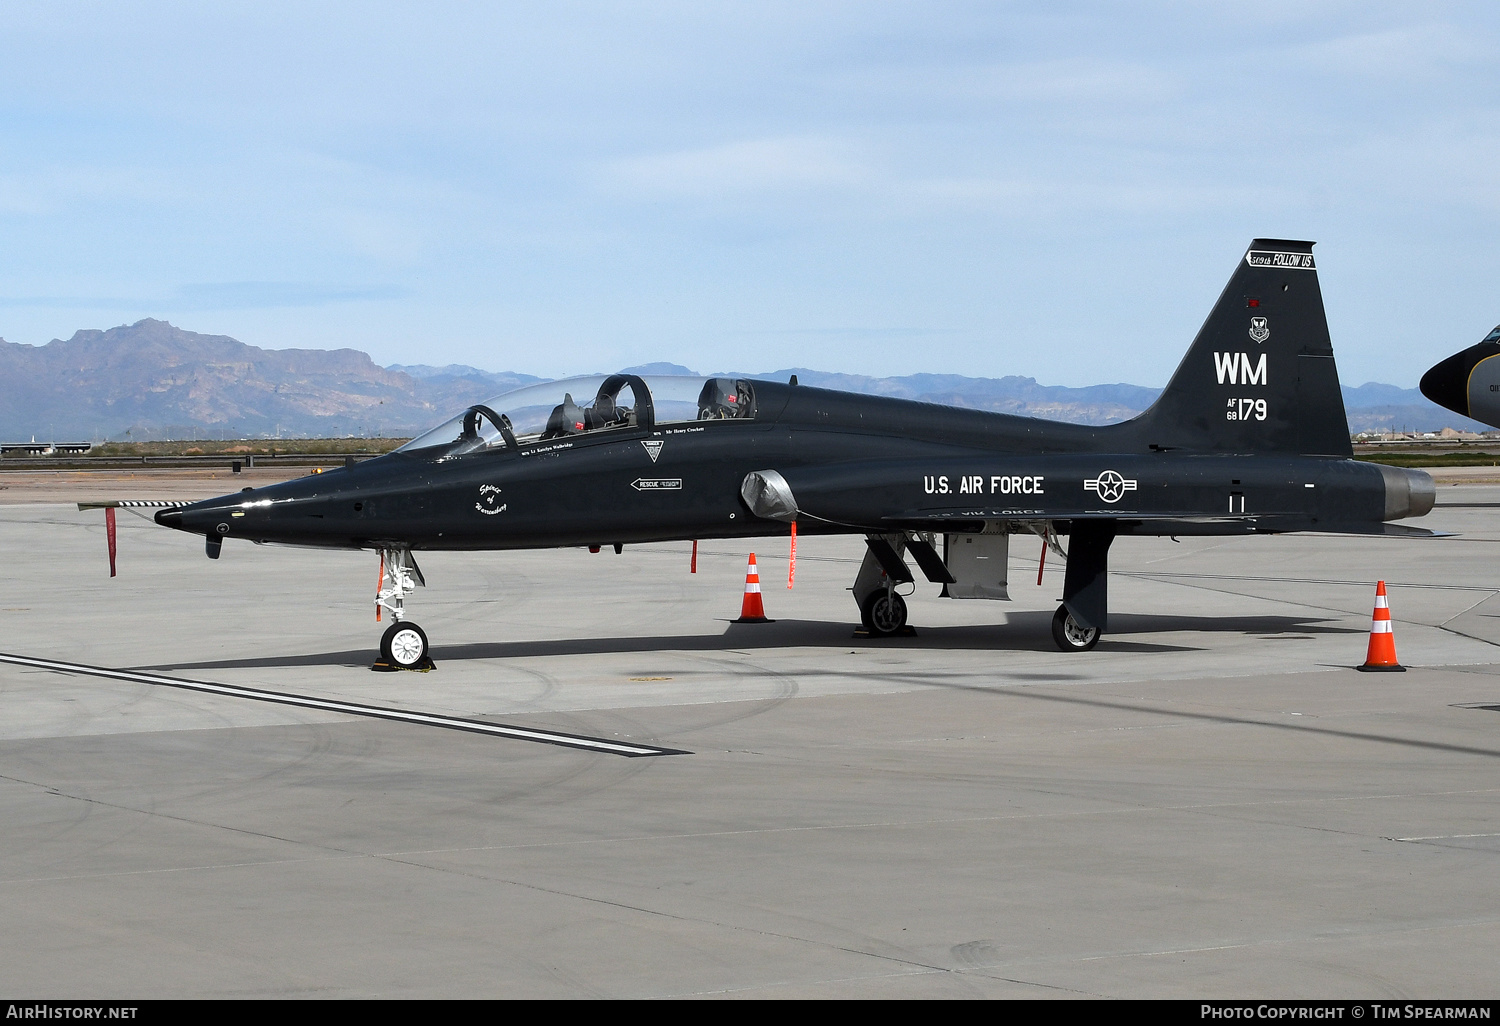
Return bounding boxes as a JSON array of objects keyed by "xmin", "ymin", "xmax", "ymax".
[
  {"xmin": 373, "ymin": 547, "xmax": 436, "ymax": 670},
  {"xmin": 379, "ymin": 621, "xmax": 432, "ymax": 670},
  {"xmin": 1051, "ymin": 604, "xmax": 1100, "ymax": 651}
]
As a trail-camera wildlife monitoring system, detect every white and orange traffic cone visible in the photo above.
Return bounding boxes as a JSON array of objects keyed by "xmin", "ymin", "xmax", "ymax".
[
  {"xmin": 732, "ymin": 553, "xmax": 774, "ymax": 623},
  {"xmin": 1356, "ymin": 580, "xmax": 1405, "ymax": 672}
]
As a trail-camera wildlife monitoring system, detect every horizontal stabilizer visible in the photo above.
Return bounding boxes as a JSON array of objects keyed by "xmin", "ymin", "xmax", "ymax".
[{"xmin": 1280, "ymin": 522, "xmax": 1452, "ymax": 539}]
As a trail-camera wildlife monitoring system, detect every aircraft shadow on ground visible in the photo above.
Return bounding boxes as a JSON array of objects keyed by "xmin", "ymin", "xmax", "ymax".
[{"xmin": 145, "ymin": 611, "xmax": 1351, "ymax": 672}]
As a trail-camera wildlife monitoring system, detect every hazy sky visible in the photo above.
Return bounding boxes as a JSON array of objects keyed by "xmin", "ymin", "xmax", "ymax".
[{"xmin": 1, "ymin": 2, "xmax": 1497, "ymax": 387}]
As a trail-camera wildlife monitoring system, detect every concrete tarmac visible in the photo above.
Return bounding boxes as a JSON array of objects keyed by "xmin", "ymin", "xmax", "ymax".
[{"xmin": 2, "ymin": 473, "xmax": 1499, "ymax": 998}]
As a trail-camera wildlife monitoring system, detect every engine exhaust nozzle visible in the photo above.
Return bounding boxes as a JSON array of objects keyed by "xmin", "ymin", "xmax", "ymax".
[{"xmin": 1377, "ymin": 465, "xmax": 1436, "ymax": 521}]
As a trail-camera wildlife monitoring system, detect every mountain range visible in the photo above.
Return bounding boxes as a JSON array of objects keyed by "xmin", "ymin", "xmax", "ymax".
[{"xmin": 0, "ymin": 319, "xmax": 1486, "ymax": 441}]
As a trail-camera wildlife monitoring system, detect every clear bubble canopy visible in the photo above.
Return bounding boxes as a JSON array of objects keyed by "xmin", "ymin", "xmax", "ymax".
[{"xmin": 397, "ymin": 374, "xmax": 755, "ymax": 457}]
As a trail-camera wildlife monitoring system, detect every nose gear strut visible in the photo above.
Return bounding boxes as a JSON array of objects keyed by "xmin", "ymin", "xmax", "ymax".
[{"xmin": 373, "ymin": 547, "xmax": 435, "ymax": 671}]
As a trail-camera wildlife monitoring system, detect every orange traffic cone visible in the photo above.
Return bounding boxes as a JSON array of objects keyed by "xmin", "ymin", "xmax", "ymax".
[
  {"xmin": 732, "ymin": 553, "xmax": 774, "ymax": 623},
  {"xmin": 1357, "ymin": 580, "xmax": 1405, "ymax": 672}
]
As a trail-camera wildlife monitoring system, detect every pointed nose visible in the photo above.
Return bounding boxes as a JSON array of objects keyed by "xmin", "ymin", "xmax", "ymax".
[
  {"xmin": 1419, "ymin": 349, "xmax": 1475, "ymax": 419},
  {"xmin": 154, "ymin": 495, "xmax": 242, "ymax": 537}
]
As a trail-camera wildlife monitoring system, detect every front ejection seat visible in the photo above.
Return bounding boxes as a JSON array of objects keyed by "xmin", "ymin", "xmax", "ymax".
[{"xmin": 541, "ymin": 393, "xmax": 586, "ymax": 439}]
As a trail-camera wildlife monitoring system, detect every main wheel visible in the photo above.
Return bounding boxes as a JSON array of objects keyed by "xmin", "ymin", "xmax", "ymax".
[
  {"xmin": 861, "ymin": 591, "xmax": 908, "ymax": 636},
  {"xmin": 381, "ymin": 621, "xmax": 430, "ymax": 668},
  {"xmin": 1051, "ymin": 605, "xmax": 1100, "ymax": 651}
]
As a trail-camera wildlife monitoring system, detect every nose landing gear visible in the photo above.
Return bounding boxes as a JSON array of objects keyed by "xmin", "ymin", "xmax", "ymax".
[
  {"xmin": 373, "ymin": 547, "xmax": 435, "ymax": 671},
  {"xmin": 380, "ymin": 621, "xmax": 431, "ymax": 669}
]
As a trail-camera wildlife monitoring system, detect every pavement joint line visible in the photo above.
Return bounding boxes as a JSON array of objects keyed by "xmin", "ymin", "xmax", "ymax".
[
  {"xmin": 675, "ymin": 964, "xmax": 1083, "ymax": 999},
  {"xmin": 842, "ymin": 913, "xmax": 1500, "ymax": 982},
  {"xmin": 1018, "ymin": 913, "xmax": 1500, "ymax": 967},
  {"xmin": 368, "ymin": 849, "xmax": 962, "ymax": 978},
  {"xmin": 973, "ymin": 685, "xmax": 1500, "ymax": 759},
  {"xmin": 0, "ymin": 651, "xmax": 687, "ymax": 758},
  {"xmin": 685, "ymin": 914, "xmax": 1500, "ymax": 997},
  {"xmin": 1113, "ymin": 573, "xmax": 1467, "ymax": 632},
  {"xmin": 1437, "ymin": 625, "xmax": 1500, "ymax": 649},
  {"xmin": 357, "ymin": 786, "xmax": 1500, "ymax": 859},
  {"xmin": 428, "ymin": 816, "xmax": 1369, "ymax": 996},
  {"xmin": 1441, "ymin": 590, "xmax": 1500, "ymax": 626},
  {"xmin": 0, "ymin": 853, "xmax": 368, "ymax": 887},
  {"xmin": 46, "ymin": 792, "xmax": 1491, "ymax": 889}
]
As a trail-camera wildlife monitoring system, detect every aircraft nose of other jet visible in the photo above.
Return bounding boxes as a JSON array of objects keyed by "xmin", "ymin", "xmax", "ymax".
[{"xmin": 1419, "ymin": 349, "xmax": 1474, "ymax": 418}]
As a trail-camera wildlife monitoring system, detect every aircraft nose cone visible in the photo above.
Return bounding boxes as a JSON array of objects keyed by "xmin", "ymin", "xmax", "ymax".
[
  {"xmin": 156, "ymin": 495, "xmax": 242, "ymax": 537},
  {"xmin": 1419, "ymin": 349, "xmax": 1474, "ymax": 418}
]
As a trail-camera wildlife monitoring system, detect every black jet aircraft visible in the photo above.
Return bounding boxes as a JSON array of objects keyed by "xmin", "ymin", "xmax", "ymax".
[
  {"xmin": 1419, "ymin": 325, "xmax": 1500, "ymax": 428},
  {"xmin": 156, "ymin": 239, "xmax": 1436, "ymax": 668}
]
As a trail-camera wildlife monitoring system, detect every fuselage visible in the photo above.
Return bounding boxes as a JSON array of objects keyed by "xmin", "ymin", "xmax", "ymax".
[{"xmin": 157, "ymin": 379, "xmax": 1433, "ymax": 551}]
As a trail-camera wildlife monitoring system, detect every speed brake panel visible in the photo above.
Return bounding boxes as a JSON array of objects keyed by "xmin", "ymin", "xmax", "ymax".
[{"xmin": 942, "ymin": 533, "xmax": 1010, "ymax": 600}]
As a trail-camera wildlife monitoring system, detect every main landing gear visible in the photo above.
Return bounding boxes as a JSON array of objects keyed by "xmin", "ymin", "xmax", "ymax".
[
  {"xmin": 847, "ymin": 523, "xmax": 1119, "ymax": 651},
  {"xmin": 373, "ymin": 547, "xmax": 435, "ymax": 671},
  {"xmin": 1048, "ymin": 520, "xmax": 1116, "ymax": 653},
  {"xmin": 851, "ymin": 533, "xmax": 919, "ymax": 637},
  {"xmin": 861, "ymin": 589, "xmax": 908, "ymax": 636}
]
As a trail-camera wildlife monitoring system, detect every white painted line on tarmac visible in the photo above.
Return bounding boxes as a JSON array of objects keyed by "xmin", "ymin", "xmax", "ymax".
[{"xmin": 0, "ymin": 652, "xmax": 687, "ymax": 758}]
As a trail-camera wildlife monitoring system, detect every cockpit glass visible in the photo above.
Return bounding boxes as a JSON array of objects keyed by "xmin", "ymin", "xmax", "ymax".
[{"xmin": 395, "ymin": 374, "xmax": 755, "ymax": 456}]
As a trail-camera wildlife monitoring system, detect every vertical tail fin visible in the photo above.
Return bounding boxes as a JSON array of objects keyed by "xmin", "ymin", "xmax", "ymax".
[{"xmin": 1131, "ymin": 239, "xmax": 1351, "ymax": 457}]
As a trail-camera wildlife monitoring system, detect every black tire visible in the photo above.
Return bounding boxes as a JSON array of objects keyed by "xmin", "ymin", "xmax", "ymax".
[
  {"xmin": 1051, "ymin": 605, "xmax": 1100, "ymax": 652},
  {"xmin": 381, "ymin": 621, "xmax": 430, "ymax": 668},
  {"xmin": 861, "ymin": 591, "xmax": 908, "ymax": 636}
]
